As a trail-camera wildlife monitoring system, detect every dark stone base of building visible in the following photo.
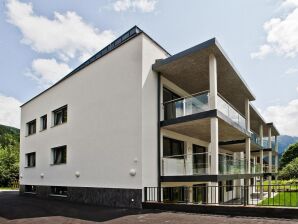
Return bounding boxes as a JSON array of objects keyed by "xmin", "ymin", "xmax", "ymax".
[{"xmin": 19, "ymin": 185, "xmax": 142, "ymax": 209}]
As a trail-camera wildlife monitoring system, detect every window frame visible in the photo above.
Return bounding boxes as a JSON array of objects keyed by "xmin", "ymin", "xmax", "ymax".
[
  {"xmin": 25, "ymin": 152, "xmax": 36, "ymax": 168},
  {"xmin": 53, "ymin": 105, "xmax": 67, "ymax": 127},
  {"xmin": 51, "ymin": 145, "xmax": 67, "ymax": 165},
  {"xmin": 40, "ymin": 114, "xmax": 47, "ymax": 131},
  {"xmin": 26, "ymin": 119, "xmax": 36, "ymax": 136},
  {"xmin": 163, "ymin": 137, "xmax": 185, "ymax": 158}
]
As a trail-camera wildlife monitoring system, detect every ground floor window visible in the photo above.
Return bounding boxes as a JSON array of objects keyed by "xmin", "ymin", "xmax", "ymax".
[
  {"xmin": 163, "ymin": 187, "xmax": 185, "ymax": 203},
  {"xmin": 193, "ymin": 184, "xmax": 207, "ymax": 204},
  {"xmin": 50, "ymin": 186, "xmax": 68, "ymax": 197},
  {"xmin": 226, "ymin": 180, "xmax": 233, "ymax": 192}
]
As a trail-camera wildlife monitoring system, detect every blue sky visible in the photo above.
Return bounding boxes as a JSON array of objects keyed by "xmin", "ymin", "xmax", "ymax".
[{"xmin": 0, "ymin": 0, "xmax": 298, "ymax": 135}]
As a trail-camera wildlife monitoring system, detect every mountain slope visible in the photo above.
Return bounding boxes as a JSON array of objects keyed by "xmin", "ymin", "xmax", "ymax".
[
  {"xmin": 278, "ymin": 135, "xmax": 298, "ymax": 155},
  {"xmin": 0, "ymin": 124, "xmax": 19, "ymax": 148}
]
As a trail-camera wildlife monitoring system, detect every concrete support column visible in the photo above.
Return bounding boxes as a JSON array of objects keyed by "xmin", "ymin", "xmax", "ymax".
[
  {"xmin": 260, "ymin": 149, "xmax": 264, "ymax": 199},
  {"xmin": 245, "ymin": 98, "xmax": 251, "ymax": 175},
  {"xmin": 275, "ymin": 136, "xmax": 278, "ymax": 172},
  {"xmin": 209, "ymin": 54, "xmax": 217, "ymax": 110},
  {"xmin": 210, "ymin": 118, "xmax": 218, "ymax": 175},
  {"xmin": 185, "ymin": 142, "xmax": 193, "ymax": 175}
]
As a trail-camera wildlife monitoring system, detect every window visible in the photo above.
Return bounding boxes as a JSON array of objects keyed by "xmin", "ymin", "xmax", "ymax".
[
  {"xmin": 51, "ymin": 186, "xmax": 68, "ymax": 197},
  {"xmin": 53, "ymin": 105, "xmax": 67, "ymax": 126},
  {"xmin": 52, "ymin": 146, "xmax": 67, "ymax": 165},
  {"xmin": 27, "ymin": 119, "xmax": 36, "ymax": 136},
  {"xmin": 24, "ymin": 185, "xmax": 37, "ymax": 193},
  {"xmin": 163, "ymin": 137, "xmax": 184, "ymax": 158},
  {"xmin": 40, "ymin": 115, "xmax": 47, "ymax": 130},
  {"xmin": 163, "ymin": 88, "xmax": 180, "ymax": 120},
  {"xmin": 25, "ymin": 152, "xmax": 36, "ymax": 167},
  {"xmin": 226, "ymin": 180, "xmax": 233, "ymax": 192},
  {"xmin": 163, "ymin": 187, "xmax": 185, "ymax": 203}
]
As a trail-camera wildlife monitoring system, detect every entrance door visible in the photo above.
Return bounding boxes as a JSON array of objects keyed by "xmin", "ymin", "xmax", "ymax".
[{"xmin": 193, "ymin": 145, "xmax": 207, "ymax": 175}]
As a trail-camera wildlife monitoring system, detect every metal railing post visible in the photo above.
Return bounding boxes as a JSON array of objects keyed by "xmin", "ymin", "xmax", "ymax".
[{"xmin": 144, "ymin": 187, "xmax": 147, "ymax": 202}]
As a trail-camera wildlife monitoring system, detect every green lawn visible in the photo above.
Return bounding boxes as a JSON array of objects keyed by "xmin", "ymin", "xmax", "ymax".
[{"xmin": 258, "ymin": 192, "xmax": 298, "ymax": 207}]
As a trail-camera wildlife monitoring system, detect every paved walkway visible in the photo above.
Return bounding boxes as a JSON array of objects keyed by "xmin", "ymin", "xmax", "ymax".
[{"xmin": 0, "ymin": 191, "xmax": 297, "ymax": 224}]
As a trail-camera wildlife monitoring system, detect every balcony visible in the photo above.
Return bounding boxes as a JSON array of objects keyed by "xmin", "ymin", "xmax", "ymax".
[
  {"xmin": 251, "ymin": 131, "xmax": 262, "ymax": 146},
  {"xmin": 162, "ymin": 92, "xmax": 246, "ymax": 129},
  {"xmin": 161, "ymin": 153, "xmax": 261, "ymax": 176}
]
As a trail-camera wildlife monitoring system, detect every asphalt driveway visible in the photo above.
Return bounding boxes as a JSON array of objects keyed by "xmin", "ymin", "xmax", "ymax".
[{"xmin": 0, "ymin": 191, "xmax": 297, "ymax": 224}]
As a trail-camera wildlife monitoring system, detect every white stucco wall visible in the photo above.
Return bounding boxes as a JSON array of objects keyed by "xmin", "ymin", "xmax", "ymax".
[
  {"xmin": 141, "ymin": 35, "xmax": 168, "ymax": 188},
  {"xmin": 20, "ymin": 35, "xmax": 145, "ymax": 189}
]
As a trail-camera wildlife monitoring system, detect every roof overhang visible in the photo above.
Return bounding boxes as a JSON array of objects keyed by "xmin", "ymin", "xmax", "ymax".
[{"xmin": 153, "ymin": 38, "xmax": 255, "ymax": 115}]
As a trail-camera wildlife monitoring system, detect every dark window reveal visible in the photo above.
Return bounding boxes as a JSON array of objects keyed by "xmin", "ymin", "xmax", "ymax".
[
  {"xmin": 163, "ymin": 137, "xmax": 184, "ymax": 158},
  {"xmin": 53, "ymin": 106, "xmax": 67, "ymax": 126},
  {"xmin": 26, "ymin": 152, "xmax": 36, "ymax": 167},
  {"xmin": 52, "ymin": 146, "xmax": 67, "ymax": 165},
  {"xmin": 27, "ymin": 120, "xmax": 36, "ymax": 135}
]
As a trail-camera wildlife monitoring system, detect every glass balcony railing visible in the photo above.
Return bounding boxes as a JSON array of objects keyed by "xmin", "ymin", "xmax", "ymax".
[
  {"xmin": 250, "ymin": 132, "xmax": 262, "ymax": 146},
  {"xmin": 161, "ymin": 153, "xmax": 209, "ymax": 176},
  {"xmin": 218, "ymin": 157, "xmax": 247, "ymax": 174},
  {"xmin": 163, "ymin": 91, "xmax": 209, "ymax": 120},
  {"xmin": 217, "ymin": 94, "xmax": 246, "ymax": 129},
  {"xmin": 161, "ymin": 153, "xmax": 258, "ymax": 176},
  {"xmin": 162, "ymin": 92, "xmax": 246, "ymax": 129}
]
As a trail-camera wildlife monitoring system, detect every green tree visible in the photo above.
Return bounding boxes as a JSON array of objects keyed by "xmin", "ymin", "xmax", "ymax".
[
  {"xmin": 0, "ymin": 145, "xmax": 19, "ymax": 186},
  {"xmin": 280, "ymin": 142, "xmax": 298, "ymax": 169},
  {"xmin": 279, "ymin": 157, "xmax": 298, "ymax": 180}
]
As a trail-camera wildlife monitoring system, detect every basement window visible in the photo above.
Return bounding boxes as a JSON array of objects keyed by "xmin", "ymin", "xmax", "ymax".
[
  {"xmin": 24, "ymin": 185, "xmax": 37, "ymax": 194},
  {"xmin": 50, "ymin": 186, "xmax": 68, "ymax": 197}
]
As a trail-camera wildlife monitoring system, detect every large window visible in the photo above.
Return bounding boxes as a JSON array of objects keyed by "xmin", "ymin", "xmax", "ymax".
[
  {"xmin": 163, "ymin": 88, "xmax": 180, "ymax": 120},
  {"xmin": 26, "ymin": 119, "xmax": 36, "ymax": 136},
  {"xmin": 25, "ymin": 152, "xmax": 36, "ymax": 167},
  {"xmin": 163, "ymin": 137, "xmax": 184, "ymax": 157},
  {"xmin": 163, "ymin": 187, "xmax": 185, "ymax": 203},
  {"xmin": 40, "ymin": 115, "xmax": 47, "ymax": 131},
  {"xmin": 193, "ymin": 145, "xmax": 207, "ymax": 174},
  {"xmin": 51, "ymin": 186, "xmax": 68, "ymax": 197},
  {"xmin": 53, "ymin": 105, "xmax": 67, "ymax": 126},
  {"xmin": 52, "ymin": 145, "xmax": 67, "ymax": 165}
]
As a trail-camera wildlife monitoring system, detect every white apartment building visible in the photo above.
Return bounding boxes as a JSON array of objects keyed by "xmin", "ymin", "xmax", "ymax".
[{"xmin": 20, "ymin": 26, "xmax": 279, "ymax": 208}]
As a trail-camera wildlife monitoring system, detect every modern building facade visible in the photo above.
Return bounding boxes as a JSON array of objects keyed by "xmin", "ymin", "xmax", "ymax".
[{"xmin": 20, "ymin": 26, "xmax": 279, "ymax": 208}]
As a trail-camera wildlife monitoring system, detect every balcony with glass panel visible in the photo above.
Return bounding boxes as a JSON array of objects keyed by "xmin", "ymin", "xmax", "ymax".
[
  {"xmin": 162, "ymin": 92, "xmax": 246, "ymax": 130},
  {"xmin": 161, "ymin": 153, "xmax": 255, "ymax": 176}
]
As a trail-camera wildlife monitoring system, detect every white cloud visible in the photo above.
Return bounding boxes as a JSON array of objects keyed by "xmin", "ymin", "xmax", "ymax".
[
  {"xmin": 281, "ymin": 0, "xmax": 298, "ymax": 9},
  {"xmin": 0, "ymin": 94, "xmax": 21, "ymax": 128},
  {"xmin": 27, "ymin": 58, "xmax": 71, "ymax": 87},
  {"xmin": 263, "ymin": 99, "xmax": 298, "ymax": 136},
  {"xmin": 113, "ymin": 0, "xmax": 157, "ymax": 12},
  {"xmin": 252, "ymin": 0, "xmax": 298, "ymax": 58},
  {"xmin": 251, "ymin": 44, "xmax": 272, "ymax": 59},
  {"xmin": 285, "ymin": 67, "xmax": 298, "ymax": 74},
  {"xmin": 6, "ymin": 0, "xmax": 115, "ymax": 62}
]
